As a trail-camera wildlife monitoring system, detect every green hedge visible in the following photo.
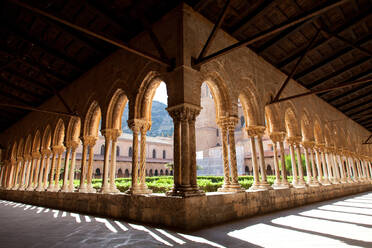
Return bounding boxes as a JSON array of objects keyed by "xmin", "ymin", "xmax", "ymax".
[{"xmin": 75, "ymin": 175, "xmax": 296, "ymax": 193}]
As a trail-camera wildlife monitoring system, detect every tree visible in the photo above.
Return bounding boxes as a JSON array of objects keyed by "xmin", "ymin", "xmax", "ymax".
[{"xmin": 279, "ymin": 154, "xmax": 306, "ymax": 175}]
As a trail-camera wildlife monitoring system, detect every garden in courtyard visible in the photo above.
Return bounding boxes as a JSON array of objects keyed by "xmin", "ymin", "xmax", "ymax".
[{"xmin": 68, "ymin": 176, "xmax": 296, "ymax": 193}]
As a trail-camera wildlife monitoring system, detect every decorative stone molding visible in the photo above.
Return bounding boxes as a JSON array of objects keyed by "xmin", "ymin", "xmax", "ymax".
[
  {"xmin": 269, "ymin": 132, "xmax": 285, "ymax": 143},
  {"xmin": 245, "ymin": 125, "xmax": 265, "ymax": 137}
]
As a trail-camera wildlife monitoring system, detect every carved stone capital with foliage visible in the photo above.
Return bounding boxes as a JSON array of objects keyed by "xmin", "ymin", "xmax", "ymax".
[{"xmin": 245, "ymin": 125, "xmax": 265, "ymax": 137}]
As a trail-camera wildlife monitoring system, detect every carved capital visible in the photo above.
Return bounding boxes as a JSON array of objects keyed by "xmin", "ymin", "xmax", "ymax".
[
  {"xmin": 166, "ymin": 103, "xmax": 201, "ymax": 123},
  {"xmin": 269, "ymin": 132, "xmax": 286, "ymax": 143},
  {"xmin": 245, "ymin": 125, "xmax": 265, "ymax": 137},
  {"xmin": 52, "ymin": 145, "xmax": 64, "ymax": 155},
  {"xmin": 302, "ymin": 141, "xmax": 315, "ymax": 149},
  {"xmin": 127, "ymin": 119, "xmax": 148, "ymax": 133},
  {"xmin": 83, "ymin": 135, "xmax": 98, "ymax": 146},
  {"xmin": 32, "ymin": 152, "xmax": 41, "ymax": 159},
  {"xmin": 286, "ymin": 136, "xmax": 301, "ymax": 145}
]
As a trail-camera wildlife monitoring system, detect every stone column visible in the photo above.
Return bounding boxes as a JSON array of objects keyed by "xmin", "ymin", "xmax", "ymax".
[
  {"xmin": 337, "ymin": 151, "xmax": 347, "ymax": 183},
  {"xmin": 332, "ymin": 151, "xmax": 341, "ymax": 183},
  {"xmin": 257, "ymin": 128, "xmax": 272, "ymax": 190},
  {"xmin": 270, "ymin": 132, "xmax": 282, "ymax": 188},
  {"xmin": 41, "ymin": 151, "xmax": 51, "ymax": 190},
  {"xmin": 127, "ymin": 121, "xmax": 140, "ymax": 194},
  {"xmin": 32, "ymin": 156, "xmax": 41, "ymax": 190},
  {"xmin": 343, "ymin": 152, "xmax": 353, "ymax": 183},
  {"xmin": 26, "ymin": 154, "xmax": 38, "ymax": 190},
  {"xmin": 224, "ymin": 117, "xmax": 243, "ymax": 192},
  {"xmin": 348, "ymin": 155, "xmax": 356, "ymax": 182},
  {"xmin": 19, "ymin": 157, "xmax": 30, "ymax": 190},
  {"xmin": 314, "ymin": 145, "xmax": 324, "ymax": 184},
  {"xmin": 286, "ymin": 138, "xmax": 299, "ymax": 186},
  {"xmin": 67, "ymin": 142, "xmax": 78, "ymax": 192},
  {"xmin": 136, "ymin": 121, "xmax": 152, "ymax": 194},
  {"xmin": 354, "ymin": 157, "xmax": 362, "ymax": 181},
  {"xmin": 86, "ymin": 137, "xmax": 97, "ymax": 193},
  {"xmin": 47, "ymin": 151, "xmax": 57, "ymax": 191},
  {"xmin": 54, "ymin": 148, "xmax": 64, "ymax": 191},
  {"xmin": 100, "ymin": 130, "xmax": 112, "ymax": 193},
  {"xmin": 78, "ymin": 139, "xmax": 89, "ymax": 192},
  {"xmin": 321, "ymin": 146, "xmax": 331, "ymax": 185},
  {"xmin": 10, "ymin": 160, "xmax": 18, "ymax": 190},
  {"xmin": 309, "ymin": 143, "xmax": 320, "ymax": 186},
  {"xmin": 302, "ymin": 141, "xmax": 313, "ymax": 185},
  {"xmin": 166, "ymin": 103, "xmax": 204, "ymax": 197},
  {"xmin": 35, "ymin": 152, "xmax": 47, "ymax": 191},
  {"xmin": 61, "ymin": 146, "xmax": 71, "ymax": 192},
  {"xmin": 218, "ymin": 121, "xmax": 230, "ymax": 191},
  {"xmin": 278, "ymin": 134, "xmax": 290, "ymax": 187},
  {"xmin": 12, "ymin": 159, "xmax": 22, "ymax": 190},
  {"xmin": 107, "ymin": 129, "xmax": 120, "ymax": 193},
  {"xmin": 295, "ymin": 140, "xmax": 306, "ymax": 186},
  {"xmin": 360, "ymin": 158, "xmax": 367, "ymax": 181},
  {"xmin": 247, "ymin": 129, "xmax": 260, "ymax": 190}
]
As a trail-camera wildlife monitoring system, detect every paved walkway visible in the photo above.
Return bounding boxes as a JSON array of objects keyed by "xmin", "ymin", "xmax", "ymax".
[{"xmin": 0, "ymin": 192, "xmax": 371, "ymax": 248}]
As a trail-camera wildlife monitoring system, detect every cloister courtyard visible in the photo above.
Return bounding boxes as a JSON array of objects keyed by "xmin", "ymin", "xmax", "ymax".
[{"xmin": 0, "ymin": 0, "xmax": 371, "ymax": 247}]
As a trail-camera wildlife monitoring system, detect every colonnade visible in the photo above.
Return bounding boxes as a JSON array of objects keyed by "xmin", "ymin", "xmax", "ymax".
[{"xmin": 0, "ymin": 118, "xmax": 371, "ymax": 196}]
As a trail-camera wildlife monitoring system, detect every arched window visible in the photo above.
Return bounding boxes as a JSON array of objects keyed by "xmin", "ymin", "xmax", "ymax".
[
  {"xmin": 160, "ymin": 169, "xmax": 164, "ymax": 176},
  {"xmin": 154, "ymin": 169, "xmax": 158, "ymax": 176},
  {"xmin": 149, "ymin": 169, "xmax": 153, "ymax": 177},
  {"xmin": 116, "ymin": 146, "xmax": 120, "ymax": 156},
  {"xmin": 124, "ymin": 169, "xmax": 129, "ymax": 177},
  {"xmin": 152, "ymin": 149, "xmax": 156, "ymax": 158},
  {"xmin": 163, "ymin": 150, "xmax": 166, "ymax": 159},
  {"xmin": 128, "ymin": 147, "xmax": 133, "ymax": 157},
  {"xmin": 267, "ymin": 164, "xmax": 272, "ymax": 175},
  {"xmin": 170, "ymin": 170, "xmax": 173, "ymax": 176},
  {"xmin": 245, "ymin": 166, "xmax": 249, "ymax": 175},
  {"xmin": 165, "ymin": 170, "xmax": 169, "ymax": 175},
  {"xmin": 100, "ymin": 145, "xmax": 105, "ymax": 155},
  {"xmin": 96, "ymin": 168, "xmax": 101, "ymax": 176},
  {"xmin": 117, "ymin": 168, "xmax": 123, "ymax": 177}
]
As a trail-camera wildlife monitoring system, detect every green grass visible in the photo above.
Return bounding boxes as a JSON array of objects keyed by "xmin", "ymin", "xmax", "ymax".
[{"xmin": 70, "ymin": 175, "xmax": 297, "ymax": 193}]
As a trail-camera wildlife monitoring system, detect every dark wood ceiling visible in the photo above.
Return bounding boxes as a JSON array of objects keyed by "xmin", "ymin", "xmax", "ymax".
[{"xmin": 0, "ymin": 0, "xmax": 371, "ymax": 135}]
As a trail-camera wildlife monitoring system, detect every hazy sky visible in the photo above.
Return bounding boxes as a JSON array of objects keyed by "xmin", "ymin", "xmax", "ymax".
[{"xmin": 153, "ymin": 81, "xmax": 168, "ymax": 105}]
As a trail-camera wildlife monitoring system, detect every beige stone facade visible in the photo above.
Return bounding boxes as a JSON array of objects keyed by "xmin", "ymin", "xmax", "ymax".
[{"xmin": 0, "ymin": 4, "xmax": 371, "ymax": 198}]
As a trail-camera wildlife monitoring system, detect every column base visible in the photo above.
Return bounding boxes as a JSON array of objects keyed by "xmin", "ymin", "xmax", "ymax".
[
  {"xmin": 247, "ymin": 184, "xmax": 266, "ymax": 191},
  {"xmin": 86, "ymin": 184, "xmax": 97, "ymax": 193},
  {"xmin": 35, "ymin": 185, "xmax": 45, "ymax": 192},
  {"xmin": 100, "ymin": 186, "xmax": 120, "ymax": 194},
  {"xmin": 166, "ymin": 186, "xmax": 205, "ymax": 197},
  {"xmin": 18, "ymin": 186, "xmax": 27, "ymax": 191},
  {"xmin": 259, "ymin": 181, "xmax": 273, "ymax": 190},
  {"xmin": 127, "ymin": 186, "xmax": 152, "ymax": 195},
  {"xmin": 47, "ymin": 183, "xmax": 56, "ymax": 192},
  {"xmin": 320, "ymin": 179, "xmax": 332, "ymax": 185},
  {"xmin": 281, "ymin": 180, "xmax": 292, "ymax": 188},
  {"xmin": 292, "ymin": 180, "xmax": 307, "ymax": 188},
  {"xmin": 78, "ymin": 183, "xmax": 88, "ymax": 193}
]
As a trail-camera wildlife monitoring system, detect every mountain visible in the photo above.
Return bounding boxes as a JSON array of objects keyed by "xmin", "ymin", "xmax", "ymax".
[{"xmin": 121, "ymin": 101, "xmax": 174, "ymax": 137}]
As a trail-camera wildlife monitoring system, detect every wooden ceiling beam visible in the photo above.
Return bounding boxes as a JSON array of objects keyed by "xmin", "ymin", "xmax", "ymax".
[
  {"xmin": 9, "ymin": 0, "xmax": 171, "ymax": 67},
  {"xmin": 0, "ymin": 90, "xmax": 35, "ymax": 106},
  {"xmin": 255, "ymin": 21, "xmax": 307, "ymax": 53},
  {"xmin": 0, "ymin": 103, "xmax": 78, "ymax": 118},
  {"xmin": 193, "ymin": 0, "xmax": 352, "ymax": 67},
  {"xmin": 294, "ymin": 35, "xmax": 371, "ymax": 80},
  {"xmin": 306, "ymin": 56, "xmax": 371, "ymax": 89},
  {"xmin": 321, "ymin": 71, "xmax": 372, "ymax": 100},
  {"xmin": 3, "ymin": 68, "xmax": 53, "ymax": 93},
  {"xmin": 277, "ymin": 10, "xmax": 371, "ymax": 68},
  {"xmin": 2, "ymin": 23, "xmax": 86, "ymax": 71},
  {"xmin": 349, "ymin": 105, "xmax": 372, "ymax": 117},
  {"xmin": 0, "ymin": 49, "xmax": 70, "ymax": 85},
  {"xmin": 342, "ymin": 100, "xmax": 372, "ymax": 113},
  {"xmin": 0, "ymin": 79, "xmax": 43, "ymax": 99},
  {"xmin": 334, "ymin": 89, "xmax": 372, "ymax": 108},
  {"xmin": 230, "ymin": 0, "xmax": 276, "ymax": 35}
]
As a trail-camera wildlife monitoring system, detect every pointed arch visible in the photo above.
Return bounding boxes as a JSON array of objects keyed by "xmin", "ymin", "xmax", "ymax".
[
  {"xmin": 284, "ymin": 105, "xmax": 300, "ymax": 138},
  {"xmin": 24, "ymin": 135, "xmax": 32, "ymax": 156},
  {"xmin": 134, "ymin": 71, "xmax": 165, "ymax": 120},
  {"xmin": 32, "ymin": 130, "xmax": 41, "ymax": 153},
  {"xmin": 106, "ymin": 89, "xmax": 128, "ymax": 130},
  {"xmin": 11, "ymin": 142, "xmax": 17, "ymax": 160},
  {"xmin": 239, "ymin": 78, "xmax": 262, "ymax": 126},
  {"xmin": 17, "ymin": 139, "xmax": 24, "ymax": 158},
  {"xmin": 300, "ymin": 109, "xmax": 313, "ymax": 141},
  {"xmin": 83, "ymin": 101, "xmax": 101, "ymax": 137},
  {"xmin": 201, "ymin": 71, "xmax": 232, "ymax": 121},
  {"xmin": 42, "ymin": 125, "xmax": 52, "ymax": 149},
  {"xmin": 265, "ymin": 104, "xmax": 282, "ymax": 133},
  {"xmin": 52, "ymin": 120, "xmax": 65, "ymax": 147},
  {"xmin": 66, "ymin": 117, "xmax": 81, "ymax": 143},
  {"xmin": 313, "ymin": 117, "xmax": 324, "ymax": 144}
]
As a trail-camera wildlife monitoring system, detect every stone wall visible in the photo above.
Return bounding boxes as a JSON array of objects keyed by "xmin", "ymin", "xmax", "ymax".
[{"xmin": 1, "ymin": 183, "xmax": 371, "ymax": 230}]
